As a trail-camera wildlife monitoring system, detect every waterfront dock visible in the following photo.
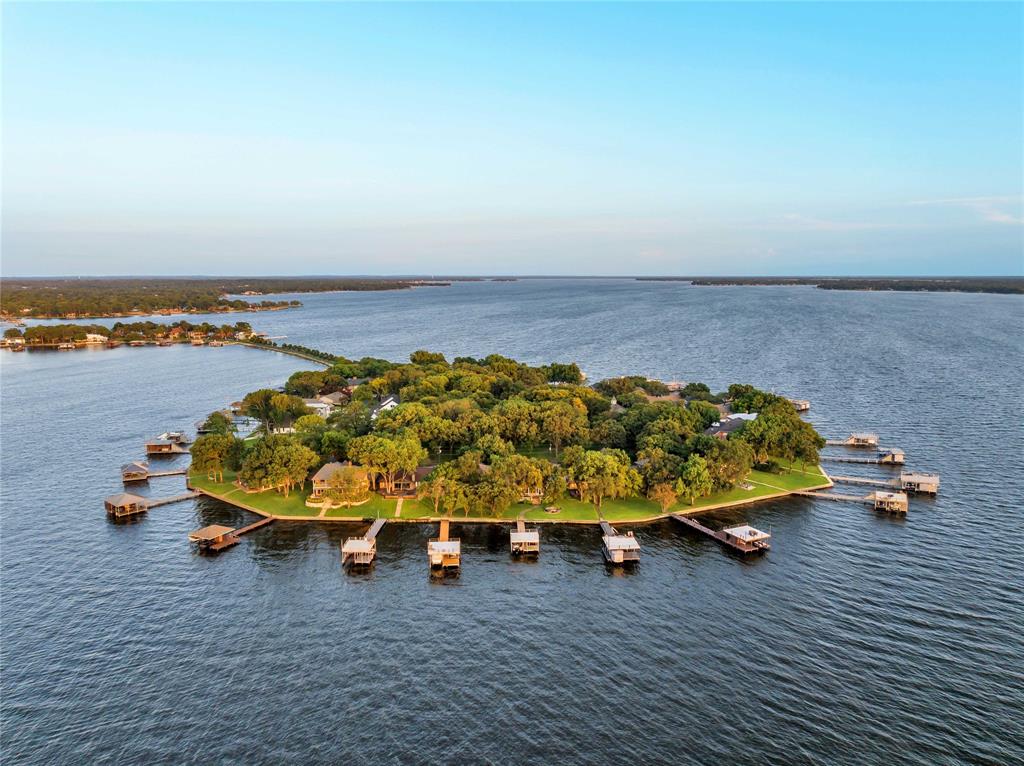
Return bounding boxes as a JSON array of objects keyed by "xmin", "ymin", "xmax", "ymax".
[
  {"xmin": 121, "ymin": 461, "xmax": 188, "ymax": 483},
  {"xmin": 831, "ymin": 473, "xmax": 940, "ymax": 494},
  {"xmin": 826, "ymin": 433, "xmax": 880, "ymax": 448},
  {"xmin": 428, "ymin": 519, "xmax": 461, "ymax": 570},
  {"xmin": 600, "ymin": 520, "xmax": 640, "ymax": 565},
  {"xmin": 796, "ymin": 489, "xmax": 909, "ymax": 514},
  {"xmin": 342, "ymin": 518, "xmax": 387, "ymax": 567},
  {"xmin": 671, "ymin": 514, "xmax": 771, "ymax": 554},
  {"xmin": 510, "ymin": 516, "xmax": 540, "ymax": 556},
  {"xmin": 104, "ymin": 490, "xmax": 199, "ymax": 518},
  {"xmin": 188, "ymin": 516, "xmax": 273, "ymax": 553},
  {"xmin": 821, "ymin": 448, "xmax": 904, "ymax": 465}
]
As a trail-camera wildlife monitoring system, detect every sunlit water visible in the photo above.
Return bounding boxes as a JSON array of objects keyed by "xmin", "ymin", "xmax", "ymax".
[{"xmin": 2, "ymin": 279, "xmax": 1022, "ymax": 764}]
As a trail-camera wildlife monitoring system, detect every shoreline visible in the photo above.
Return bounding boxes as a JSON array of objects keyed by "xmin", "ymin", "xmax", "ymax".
[{"xmin": 188, "ymin": 470, "xmax": 834, "ymax": 526}]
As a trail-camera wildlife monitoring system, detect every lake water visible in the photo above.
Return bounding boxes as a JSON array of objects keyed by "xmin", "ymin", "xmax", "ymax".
[{"xmin": 2, "ymin": 279, "xmax": 1022, "ymax": 765}]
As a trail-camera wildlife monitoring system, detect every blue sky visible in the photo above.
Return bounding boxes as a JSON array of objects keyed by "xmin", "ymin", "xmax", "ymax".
[{"xmin": 2, "ymin": 2, "xmax": 1021, "ymax": 276}]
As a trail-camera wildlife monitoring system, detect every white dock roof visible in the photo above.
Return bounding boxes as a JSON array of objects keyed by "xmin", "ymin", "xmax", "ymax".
[
  {"xmin": 428, "ymin": 540, "xmax": 461, "ymax": 554},
  {"xmin": 603, "ymin": 534, "xmax": 640, "ymax": 551},
  {"xmin": 510, "ymin": 530, "xmax": 540, "ymax": 543},
  {"xmin": 342, "ymin": 538, "xmax": 374, "ymax": 553},
  {"xmin": 723, "ymin": 524, "xmax": 770, "ymax": 542}
]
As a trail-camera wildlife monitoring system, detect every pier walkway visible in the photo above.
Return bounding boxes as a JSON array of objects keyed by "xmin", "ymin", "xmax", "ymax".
[
  {"xmin": 671, "ymin": 514, "xmax": 771, "ymax": 554},
  {"xmin": 146, "ymin": 491, "xmax": 200, "ymax": 508}
]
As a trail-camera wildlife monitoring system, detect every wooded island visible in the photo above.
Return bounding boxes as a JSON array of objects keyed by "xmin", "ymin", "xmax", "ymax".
[{"xmin": 187, "ymin": 350, "xmax": 830, "ymax": 523}]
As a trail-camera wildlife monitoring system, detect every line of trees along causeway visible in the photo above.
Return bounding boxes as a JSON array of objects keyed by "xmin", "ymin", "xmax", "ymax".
[{"xmin": 189, "ymin": 349, "xmax": 828, "ymax": 522}]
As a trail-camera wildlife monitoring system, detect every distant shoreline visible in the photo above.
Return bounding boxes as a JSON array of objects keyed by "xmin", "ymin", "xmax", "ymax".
[{"xmin": 636, "ymin": 276, "xmax": 1024, "ymax": 295}]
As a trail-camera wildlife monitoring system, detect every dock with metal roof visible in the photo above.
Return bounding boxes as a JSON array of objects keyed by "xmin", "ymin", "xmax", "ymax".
[
  {"xmin": 600, "ymin": 520, "xmax": 640, "ymax": 565},
  {"xmin": 428, "ymin": 519, "xmax": 461, "ymax": 570},
  {"xmin": 510, "ymin": 516, "xmax": 540, "ymax": 556},
  {"xmin": 342, "ymin": 518, "xmax": 387, "ymax": 567},
  {"xmin": 671, "ymin": 515, "xmax": 771, "ymax": 554}
]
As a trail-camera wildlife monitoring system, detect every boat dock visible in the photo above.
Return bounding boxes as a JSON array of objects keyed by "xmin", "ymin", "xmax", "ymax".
[
  {"xmin": 821, "ymin": 448, "xmax": 905, "ymax": 465},
  {"xmin": 830, "ymin": 472, "xmax": 941, "ymax": 495},
  {"xmin": 671, "ymin": 514, "xmax": 771, "ymax": 554},
  {"xmin": 796, "ymin": 489, "xmax": 909, "ymax": 514},
  {"xmin": 510, "ymin": 516, "xmax": 540, "ymax": 556},
  {"xmin": 189, "ymin": 516, "xmax": 274, "ymax": 553},
  {"xmin": 600, "ymin": 520, "xmax": 640, "ymax": 565},
  {"xmin": 428, "ymin": 519, "xmax": 461, "ymax": 570},
  {"xmin": 121, "ymin": 461, "xmax": 189, "ymax": 483},
  {"xmin": 826, "ymin": 433, "xmax": 880, "ymax": 448},
  {"xmin": 342, "ymin": 518, "xmax": 387, "ymax": 567},
  {"xmin": 104, "ymin": 490, "xmax": 200, "ymax": 518}
]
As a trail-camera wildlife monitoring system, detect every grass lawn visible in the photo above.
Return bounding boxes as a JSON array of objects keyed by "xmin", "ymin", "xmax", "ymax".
[
  {"xmin": 322, "ymin": 494, "xmax": 396, "ymax": 519},
  {"xmin": 189, "ymin": 470, "xmax": 318, "ymax": 517},
  {"xmin": 190, "ymin": 459, "xmax": 830, "ymax": 523}
]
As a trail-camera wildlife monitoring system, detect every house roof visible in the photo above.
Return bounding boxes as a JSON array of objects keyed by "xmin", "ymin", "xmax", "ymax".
[
  {"xmin": 320, "ymin": 391, "xmax": 347, "ymax": 404},
  {"xmin": 704, "ymin": 418, "xmax": 748, "ymax": 436},
  {"xmin": 105, "ymin": 492, "xmax": 146, "ymax": 506},
  {"xmin": 189, "ymin": 524, "xmax": 235, "ymax": 541},
  {"xmin": 311, "ymin": 462, "xmax": 345, "ymax": 482}
]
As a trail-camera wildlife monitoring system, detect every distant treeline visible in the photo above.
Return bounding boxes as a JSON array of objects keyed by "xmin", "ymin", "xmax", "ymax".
[
  {"xmin": 0, "ymin": 277, "xmax": 452, "ymax": 319},
  {"xmin": 4, "ymin": 320, "xmax": 254, "ymax": 345},
  {"xmin": 636, "ymin": 277, "xmax": 1024, "ymax": 294}
]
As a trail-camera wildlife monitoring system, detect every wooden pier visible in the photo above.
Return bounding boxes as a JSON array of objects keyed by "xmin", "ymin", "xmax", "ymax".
[
  {"xmin": 121, "ymin": 461, "xmax": 189, "ymax": 482},
  {"xmin": 510, "ymin": 516, "xmax": 540, "ymax": 556},
  {"xmin": 830, "ymin": 472, "xmax": 940, "ymax": 495},
  {"xmin": 825, "ymin": 433, "xmax": 880, "ymax": 448},
  {"xmin": 104, "ymin": 490, "xmax": 200, "ymax": 517},
  {"xmin": 428, "ymin": 519, "xmax": 461, "ymax": 570},
  {"xmin": 600, "ymin": 520, "xmax": 640, "ymax": 565},
  {"xmin": 796, "ymin": 489, "xmax": 909, "ymax": 514},
  {"xmin": 188, "ymin": 516, "xmax": 273, "ymax": 553},
  {"xmin": 821, "ymin": 448, "xmax": 904, "ymax": 465},
  {"xmin": 342, "ymin": 518, "xmax": 387, "ymax": 567},
  {"xmin": 671, "ymin": 515, "xmax": 771, "ymax": 554}
]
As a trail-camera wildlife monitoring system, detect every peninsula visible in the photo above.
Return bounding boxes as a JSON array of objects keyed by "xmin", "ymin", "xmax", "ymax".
[{"xmin": 182, "ymin": 350, "xmax": 832, "ymax": 524}]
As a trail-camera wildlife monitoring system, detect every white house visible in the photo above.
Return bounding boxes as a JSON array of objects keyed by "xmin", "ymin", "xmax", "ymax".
[
  {"xmin": 302, "ymin": 399, "xmax": 333, "ymax": 418},
  {"xmin": 371, "ymin": 395, "xmax": 400, "ymax": 420},
  {"xmin": 84, "ymin": 333, "xmax": 108, "ymax": 344}
]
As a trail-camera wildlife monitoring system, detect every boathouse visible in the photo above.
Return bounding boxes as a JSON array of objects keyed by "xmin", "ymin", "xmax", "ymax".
[
  {"xmin": 104, "ymin": 492, "xmax": 148, "ymax": 518},
  {"xmin": 878, "ymin": 448, "xmax": 906, "ymax": 465},
  {"xmin": 721, "ymin": 524, "xmax": 772, "ymax": 553},
  {"xmin": 870, "ymin": 491, "xmax": 909, "ymax": 514},
  {"xmin": 900, "ymin": 472, "xmax": 940, "ymax": 495},
  {"xmin": 146, "ymin": 439, "xmax": 185, "ymax": 455},
  {"xmin": 788, "ymin": 398, "xmax": 811, "ymax": 412},
  {"xmin": 342, "ymin": 537, "xmax": 375, "ymax": 566},
  {"xmin": 428, "ymin": 519, "xmax": 461, "ymax": 569},
  {"xmin": 188, "ymin": 524, "xmax": 239, "ymax": 552},
  {"xmin": 121, "ymin": 461, "xmax": 149, "ymax": 482},
  {"xmin": 510, "ymin": 519, "xmax": 540, "ymax": 556},
  {"xmin": 849, "ymin": 432, "xmax": 880, "ymax": 447},
  {"xmin": 601, "ymin": 522, "xmax": 641, "ymax": 565}
]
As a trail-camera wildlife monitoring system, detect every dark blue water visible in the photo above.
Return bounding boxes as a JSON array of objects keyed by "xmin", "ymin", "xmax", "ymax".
[{"xmin": 2, "ymin": 279, "xmax": 1022, "ymax": 764}]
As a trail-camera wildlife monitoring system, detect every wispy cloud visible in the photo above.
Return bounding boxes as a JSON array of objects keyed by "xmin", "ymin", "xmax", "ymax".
[
  {"xmin": 909, "ymin": 196, "xmax": 1023, "ymax": 225},
  {"xmin": 773, "ymin": 214, "xmax": 903, "ymax": 232}
]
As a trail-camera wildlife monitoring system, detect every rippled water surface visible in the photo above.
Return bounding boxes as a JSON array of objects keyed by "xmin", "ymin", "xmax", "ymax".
[{"xmin": 2, "ymin": 280, "xmax": 1022, "ymax": 765}]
